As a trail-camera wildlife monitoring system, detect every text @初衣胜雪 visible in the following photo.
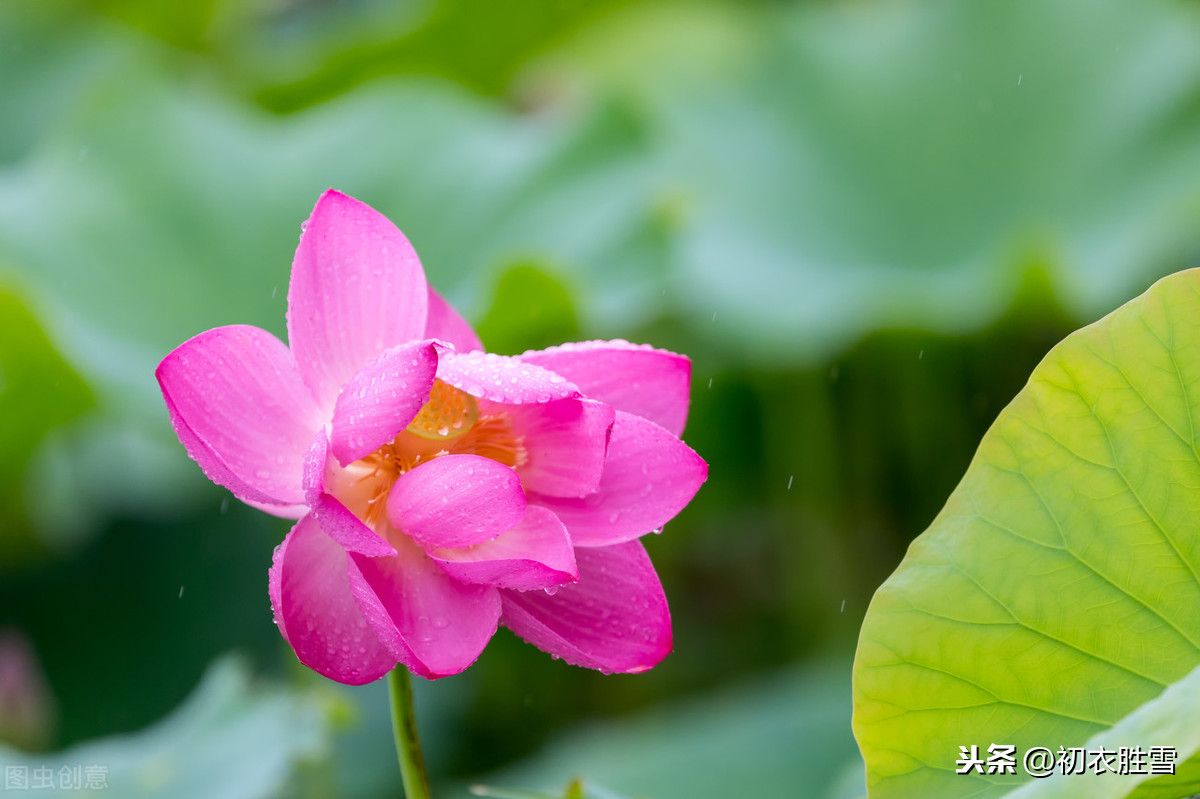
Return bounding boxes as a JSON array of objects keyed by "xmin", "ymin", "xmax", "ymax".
[{"xmin": 955, "ymin": 744, "xmax": 1177, "ymax": 778}]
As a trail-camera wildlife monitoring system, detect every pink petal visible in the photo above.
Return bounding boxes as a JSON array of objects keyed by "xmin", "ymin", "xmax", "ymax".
[
  {"xmin": 426, "ymin": 286, "xmax": 483, "ymax": 353},
  {"xmin": 245, "ymin": 499, "xmax": 308, "ymax": 520},
  {"xmin": 287, "ymin": 190, "xmax": 429, "ymax": 411},
  {"xmin": 500, "ymin": 540, "xmax": 671, "ymax": 674},
  {"xmin": 521, "ymin": 340, "xmax": 691, "ymax": 436},
  {"xmin": 431, "ymin": 506, "xmax": 577, "ymax": 591},
  {"xmin": 386, "ymin": 454, "xmax": 526, "ymax": 549},
  {"xmin": 157, "ymin": 325, "xmax": 322, "ymax": 507},
  {"xmin": 310, "ymin": 493, "xmax": 396, "ymax": 557},
  {"xmin": 301, "ymin": 429, "xmax": 329, "ymax": 505},
  {"xmin": 330, "ymin": 340, "xmax": 439, "ymax": 465},
  {"xmin": 481, "ymin": 398, "xmax": 613, "ymax": 498},
  {"xmin": 353, "ymin": 537, "xmax": 501, "ymax": 678},
  {"xmin": 531, "ymin": 411, "xmax": 708, "ymax": 547},
  {"xmin": 436, "ymin": 351, "xmax": 580, "ymax": 404},
  {"xmin": 269, "ymin": 514, "xmax": 405, "ymax": 685}
]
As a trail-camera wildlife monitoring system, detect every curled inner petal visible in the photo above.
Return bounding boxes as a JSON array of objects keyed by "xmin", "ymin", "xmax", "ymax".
[{"xmin": 325, "ymin": 381, "xmax": 527, "ymax": 530}]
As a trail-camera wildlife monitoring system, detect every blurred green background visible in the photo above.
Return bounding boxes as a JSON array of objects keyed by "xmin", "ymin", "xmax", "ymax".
[{"xmin": 3, "ymin": 0, "xmax": 1200, "ymax": 796}]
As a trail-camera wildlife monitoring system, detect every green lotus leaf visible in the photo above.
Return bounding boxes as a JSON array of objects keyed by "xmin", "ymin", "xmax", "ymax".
[
  {"xmin": 853, "ymin": 269, "xmax": 1200, "ymax": 798},
  {"xmin": 0, "ymin": 280, "xmax": 93, "ymax": 563},
  {"xmin": 0, "ymin": 656, "xmax": 328, "ymax": 799},
  {"xmin": 534, "ymin": 0, "xmax": 1200, "ymax": 365},
  {"xmin": 1001, "ymin": 661, "xmax": 1200, "ymax": 798}
]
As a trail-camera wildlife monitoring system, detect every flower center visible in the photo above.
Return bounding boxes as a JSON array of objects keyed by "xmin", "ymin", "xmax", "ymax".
[{"xmin": 327, "ymin": 380, "xmax": 527, "ymax": 530}]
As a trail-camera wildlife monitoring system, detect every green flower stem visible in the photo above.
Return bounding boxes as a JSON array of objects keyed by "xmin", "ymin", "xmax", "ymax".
[{"xmin": 388, "ymin": 666, "xmax": 431, "ymax": 799}]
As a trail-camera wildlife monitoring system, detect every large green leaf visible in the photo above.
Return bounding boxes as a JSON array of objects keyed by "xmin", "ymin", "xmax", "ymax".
[
  {"xmin": 853, "ymin": 268, "xmax": 1200, "ymax": 797},
  {"xmin": 1000, "ymin": 661, "xmax": 1200, "ymax": 798}
]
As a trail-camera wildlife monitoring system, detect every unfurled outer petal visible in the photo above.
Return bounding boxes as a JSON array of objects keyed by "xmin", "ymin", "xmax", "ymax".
[
  {"xmin": 426, "ymin": 286, "xmax": 483, "ymax": 353},
  {"xmin": 431, "ymin": 506, "xmax": 577, "ymax": 591},
  {"xmin": 157, "ymin": 325, "xmax": 322, "ymax": 507},
  {"xmin": 500, "ymin": 540, "xmax": 671, "ymax": 673},
  {"xmin": 330, "ymin": 340, "xmax": 439, "ymax": 465},
  {"xmin": 269, "ymin": 515, "xmax": 404, "ymax": 685},
  {"xmin": 521, "ymin": 340, "xmax": 691, "ymax": 436},
  {"xmin": 287, "ymin": 190, "xmax": 429, "ymax": 411},
  {"xmin": 353, "ymin": 537, "xmax": 501, "ymax": 678},
  {"xmin": 436, "ymin": 351, "xmax": 580, "ymax": 404},
  {"xmin": 479, "ymin": 398, "xmax": 614, "ymax": 498},
  {"xmin": 386, "ymin": 454, "xmax": 526, "ymax": 549},
  {"xmin": 532, "ymin": 411, "xmax": 707, "ymax": 546}
]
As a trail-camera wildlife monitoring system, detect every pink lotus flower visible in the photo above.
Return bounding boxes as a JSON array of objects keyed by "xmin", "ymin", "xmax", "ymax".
[{"xmin": 156, "ymin": 190, "xmax": 707, "ymax": 683}]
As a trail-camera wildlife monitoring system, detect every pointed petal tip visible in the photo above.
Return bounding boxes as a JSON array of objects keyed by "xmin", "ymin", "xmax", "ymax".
[
  {"xmin": 288, "ymin": 190, "xmax": 429, "ymax": 411},
  {"xmin": 313, "ymin": 187, "xmax": 353, "ymax": 208}
]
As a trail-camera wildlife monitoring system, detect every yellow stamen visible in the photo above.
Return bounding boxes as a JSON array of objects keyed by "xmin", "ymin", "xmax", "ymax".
[
  {"xmin": 327, "ymin": 382, "xmax": 527, "ymax": 532},
  {"xmin": 449, "ymin": 415, "xmax": 527, "ymax": 469},
  {"xmin": 406, "ymin": 379, "xmax": 478, "ymax": 440}
]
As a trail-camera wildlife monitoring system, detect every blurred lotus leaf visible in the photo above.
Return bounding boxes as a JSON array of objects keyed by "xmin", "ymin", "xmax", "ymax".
[
  {"xmin": 478, "ymin": 660, "xmax": 862, "ymax": 799},
  {"xmin": 0, "ymin": 281, "xmax": 93, "ymax": 564},
  {"xmin": 528, "ymin": 0, "xmax": 1200, "ymax": 362},
  {"xmin": 0, "ymin": 656, "xmax": 329, "ymax": 799}
]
